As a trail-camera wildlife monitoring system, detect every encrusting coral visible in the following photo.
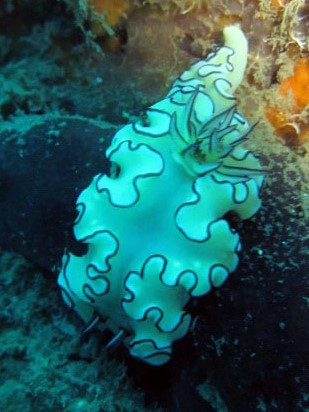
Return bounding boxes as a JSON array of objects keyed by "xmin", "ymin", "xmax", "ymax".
[{"xmin": 58, "ymin": 25, "xmax": 264, "ymax": 365}]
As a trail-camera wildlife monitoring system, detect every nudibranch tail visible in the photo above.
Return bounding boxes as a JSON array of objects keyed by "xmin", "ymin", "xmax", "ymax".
[
  {"xmin": 58, "ymin": 25, "xmax": 264, "ymax": 365},
  {"xmin": 222, "ymin": 25, "xmax": 248, "ymax": 93}
]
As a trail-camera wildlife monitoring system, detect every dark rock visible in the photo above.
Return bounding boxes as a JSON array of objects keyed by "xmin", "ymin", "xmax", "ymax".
[{"xmin": 0, "ymin": 116, "xmax": 118, "ymax": 271}]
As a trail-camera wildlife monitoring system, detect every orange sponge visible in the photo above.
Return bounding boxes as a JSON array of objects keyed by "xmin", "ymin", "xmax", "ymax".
[
  {"xmin": 279, "ymin": 58, "xmax": 309, "ymax": 110},
  {"xmin": 265, "ymin": 58, "xmax": 309, "ymax": 144},
  {"xmin": 89, "ymin": 0, "xmax": 130, "ymax": 26}
]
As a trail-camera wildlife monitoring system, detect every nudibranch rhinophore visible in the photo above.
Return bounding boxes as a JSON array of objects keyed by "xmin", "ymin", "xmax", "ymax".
[{"xmin": 58, "ymin": 25, "xmax": 264, "ymax": 365}]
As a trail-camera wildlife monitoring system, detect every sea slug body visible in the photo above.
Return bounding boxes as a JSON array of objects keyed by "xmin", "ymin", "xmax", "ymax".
[{"xmin": 58, "ymin": 25, "xmax": 264, "ymax": 365}]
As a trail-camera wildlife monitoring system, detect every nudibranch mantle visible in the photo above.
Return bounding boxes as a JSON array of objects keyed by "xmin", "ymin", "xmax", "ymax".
[{"xmin": 58, "ymin": 26, "xmax": 264, "ymax": 365}]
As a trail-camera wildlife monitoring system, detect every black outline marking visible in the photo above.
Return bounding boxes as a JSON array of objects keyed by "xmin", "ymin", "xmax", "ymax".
[
  {"xmin": 217, "ymin": 164, "xmax": 266, "ymax": 177},
  {"xmin": 132, "ymin": 107, "xmax": 171, "ymax": 137},
  {"xmin": 229, "ymin": 121, "xmax": 258, "ymax": 145},
  {"xmin": 214, "ymin": 124, "xmax": 238, "ymax": 141},
  {"xmin": 168, "ymin": 84, "xmax": 204, "ymax": 100},
  {"xmin": 169, "ymin": 88, "xmax": 217, "ymax": 151},
  {"xmin": 209, "ymin": 264, "xmax": 230, "ymax": 288},
  {"xmin": 185, "ymin": 160, "xmax": 223, "ymax": 177},
  {"xmin": 61, "ymin": 230, "xmax": 118, "ymax": 305},
  {"xmin": 213, "ymin": 78, "xmax": 236, "ymax": 101},
  {"xmin": 211, "ymin": 174, "xmax": 250, "ymax": 204},
  {"xmin": 230, "ymin": 149, "xmax": 256, "ymax": 162},
  {"xmin": 197, "ymin": 69, "xmax": 223, "ymax": 79},
  {"xmin": 178, "ymin": 45, "xmax": 235, "ymax": 84},
  {"xmin": 129, "ymin": 337, "xmax": 171, "ymax": 351},
  {"xmin": 203, "ymin": 51, "xmax": 217, "ymax": 61},
  {"xmin": 169, "ymin": 86, "xmax": 204, "ymax": 106},
  {"xmin": 174, "ymin": 180, "xmax": 200, "ymax": 242},
  {"xmin": 121, "ymin": 255, "xmax": 195, "ymax": 332},
  {"xmin": 122, "ymin": 254, "xmax": 168, "ymax": 305},
  {"xmin": 76, "ymin": 230, "xmax": 119, "ymax": 263},
  {"xmin": 176, "ymin": 213, "xmax": 229, "ymax": 244},
  {"xmin": 186, "ymin": 89, "xmax": 201, "ymax": 138},
  {"xmin": 179, "ymin": 73, "xmax": 199, "ymax": 83},
  {"xmin": 82, "ymin": 282, "xmax": 108, "ymax": 304},
  {"xmin": 229, "ymin": 151, "xmax": 269, "ymax": 176},
  {"xmin": 198, "ymin": 104, "xmax": 235, "ymax": 138},
  {"xmin": 198, "ymin": 46, "xmax": 235, "ymax": 75},
  {"xmin": 95, "ymin": 140, "xmax": 165, "ymax": 208},
  {"xmin": 87, "ymin": 263, "xmax": 111, "ymax": 281},
  {"xmin": 193, "ymin": 109, "xmax": 203, "ymax": 125},
  {"xmin": 232, "ymin": 181, "xmax": 249, "ymax": 204},
  {"xmin": 169, "ymin": 92, "xmax": 190, "ymax": 107},
  {"xmin": 174, "ymin": 175, "xmax": 251, "ymax": 241},
  {"xmin": 234, "ymin": 111, "xmax": 247, "ymax": 125},
  {"xmin": 170, "ymin": 112, "xmax": 187, "ymax": 144},
  {"xmin": 60, "ymin": 252, "xmax": 76, "ymax": 298},
  {"xmin": 128, "ymin": 338, "xmax": 172, "ymax": 363},
  {"xmin": 182, "ymin": 89, "xmax": 215, "ymax": 125},
  {"xmin": 210, "ymin": 176, "xmax": 250, "ymax": 204},
  {"xmin": 74, "ymin": 203, "xmax": 85, "ymax": 225},
  {"xmin": 164, "ymin": 269, "xmax": 198, "ymax": 295},
  {"xmin": 127, "ymin": 303, "xmax": 190, "ymax": 334},
  {"xmin": 224, "ymin": 46, "xmax": 236, "ymax": 72},
  {"xmin": 142, "ymin": 351, "xmax": 171, "ymax": 363},
  {"xmin": 84, "ymin": 263, "xmax": 111, "ymax": 295},
  {"xmin": 197, "ymin": 62, "xmax": 223, "ymax": 72}
]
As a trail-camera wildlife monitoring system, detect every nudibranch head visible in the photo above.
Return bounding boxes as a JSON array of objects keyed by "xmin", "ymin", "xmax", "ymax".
[
  {"xmin": 170, "ymin": 89, "xmax": 258, "ymax": 177},
  {"xmin": 58, "ymin": 25, "xmax": 264, "ymax": 365}
]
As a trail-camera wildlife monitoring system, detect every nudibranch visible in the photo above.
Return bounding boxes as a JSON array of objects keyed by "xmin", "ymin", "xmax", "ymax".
[{"xmin": 58, "ymin": 25, "xmax": 264, "ymax": 365}]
